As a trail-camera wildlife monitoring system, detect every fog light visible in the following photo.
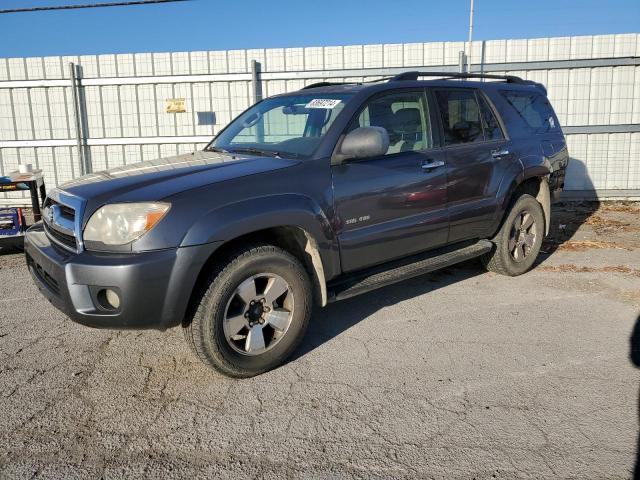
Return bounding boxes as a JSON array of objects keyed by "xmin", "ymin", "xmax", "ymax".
[
  {"xmin": 105, "ymin": 289, "xmax": 120, "ymax": 309},
  {"xmin": 97, "ymin": 288, "xmax": 121, "ymax": 310}
]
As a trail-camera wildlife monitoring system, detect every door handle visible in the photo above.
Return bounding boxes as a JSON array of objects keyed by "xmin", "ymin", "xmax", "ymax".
[
  {"xmin": 492, "ymin": 148, "xmax": 510, "ymax": 158},
  {"xmin": 421, "ymin": 159, "xmax": 445, "ymax": 171}
]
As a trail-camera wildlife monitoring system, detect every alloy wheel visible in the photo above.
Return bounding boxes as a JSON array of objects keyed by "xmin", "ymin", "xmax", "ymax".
[
  {"xmin": 223, "ymin": 273, "xmax": 294, "ymax": 355},
  {"xmin": 509, "ymin": 210, "xmax": 537, "ymax": 262}
]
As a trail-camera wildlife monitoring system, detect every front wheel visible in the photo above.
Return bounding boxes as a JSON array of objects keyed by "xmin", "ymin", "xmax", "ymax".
[
  {"xmin": 482, "ymin": 194, "xmax": 545, "ymax": 276},
  {"xmin": 183, "ymin": 244, "xmax": 312, "ymax": 378}
]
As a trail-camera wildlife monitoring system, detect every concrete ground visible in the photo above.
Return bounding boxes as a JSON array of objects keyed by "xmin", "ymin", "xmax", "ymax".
[{"xmin": 1, "ymin": 202, "xmax": 639, "ymax": 479}]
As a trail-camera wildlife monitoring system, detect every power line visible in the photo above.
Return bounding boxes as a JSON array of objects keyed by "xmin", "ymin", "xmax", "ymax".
[{"xmin": 0, "ymin": 0, "xmax": 190, "ymax": 14}]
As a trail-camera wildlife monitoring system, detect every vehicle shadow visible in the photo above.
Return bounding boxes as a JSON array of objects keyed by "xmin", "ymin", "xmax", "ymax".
[
  {"xmin": 0, "ymin": 242, "xmax": 24, "ymax": 256},
  {"xmin": 290, "ymin": 260, "xmax": 483, "ymax": 362},
  {"xmin": 540, "ymin": 157, "xmax": 599, "ymax": 258},
  {"xmin": 295, "ymin": 156, "xmax": 598, "ymax": 360},
  {"xmin": 630, "ymin": 315, "xmax": 640, "ymax": 479}
]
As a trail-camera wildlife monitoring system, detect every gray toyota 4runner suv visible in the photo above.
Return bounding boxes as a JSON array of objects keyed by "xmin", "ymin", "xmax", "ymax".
[{"xmin": 25, "ymin": 71, "xmax": 567, "ymax": 377}]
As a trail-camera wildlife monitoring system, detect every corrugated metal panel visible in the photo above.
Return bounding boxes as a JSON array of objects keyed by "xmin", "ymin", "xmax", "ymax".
[
  {"xmin": 549, "ymin": 37, "xmax": 572, "ymax": 61},
  {"xmin": 304, "ymin": 47, "xmax": 325, "ymax": 70},
  {"xmin": 344, "ymin": 45, "xmax": 363, "ymax": 69},
  {"xmin": 0, "ymin": 33, "xmax": 638, "ymax": 205},
  {"xmin": 0, "ymin": 58, "xmax": 9, "ymax": 81},
  {"xmin": 325, "ymin": 46, "xmax": 344, "ymax": 69},
  {"xmin": 629, "ymin": 133, "xmax": 640, "ymax": 189},
  {"xmin": 567, "ymin": 69, "xmax": 591, "ymax": 126},
  {"xmin": 610, "ymin": 66, "xmax": 635, "ymax": 124},
  {"xmin": 265, "ymin": 48, "xmax": 285, "ymax": 72}
]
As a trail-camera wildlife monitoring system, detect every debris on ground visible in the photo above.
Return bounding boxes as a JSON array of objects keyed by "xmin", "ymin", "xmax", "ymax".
[
  {"xmin": 543, "ymin": 200, "xmax": 640, "ymax": 252},
  {"xmin": 584, "ymin": 214, "xmax": 639, "ymax": 233},
  {"xmin": 598, "ymin": 202, "xmax": 640, "ymax": 214},
  {"xmin": 555, "ymin": 240, "xmax": 631, "ymax": 251},
  {"xmin": 538, "ymin": 264, "xmax": 640, "ymax": 277}
]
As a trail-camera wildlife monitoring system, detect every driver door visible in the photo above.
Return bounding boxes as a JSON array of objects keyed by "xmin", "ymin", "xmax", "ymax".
[{"xmin": 331, "ymin": 89, "xmax": 449, "ymax": 273}]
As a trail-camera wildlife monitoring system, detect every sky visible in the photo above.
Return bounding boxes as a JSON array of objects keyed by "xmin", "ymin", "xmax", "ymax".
[{"xmin": 0, "ymin": 0, "xmax": 638, "ymax": 58}]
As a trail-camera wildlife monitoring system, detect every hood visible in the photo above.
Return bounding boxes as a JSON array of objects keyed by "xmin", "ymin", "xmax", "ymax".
[{"xmin": 58, "ymin": 150, "xmax": 299, "ymax": 208}]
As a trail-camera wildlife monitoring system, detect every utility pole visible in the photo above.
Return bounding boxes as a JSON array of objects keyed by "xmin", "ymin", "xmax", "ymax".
[{"xmin": 467, "ymin": 0, "xmax": 475, "ymax": 73}]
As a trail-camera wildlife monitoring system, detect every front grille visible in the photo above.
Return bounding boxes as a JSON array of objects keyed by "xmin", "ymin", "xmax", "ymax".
[
  {"xmin": 43, "ymin": 196, "xmax": 79, "ymax": 252},
  {"xmin": 44, "ymin": 222, "xmax": 78, "ymax": 251},
  {"xmin": 58, "ymin": 204, "xmax": 75, "ymax": 221},
  {"xmin": 45, "ymin": 198, "xmax": 76, "ymax": 222},
  {"xmin": 26, "ymin": 253, "xmax": 60, "ymax": 296}
]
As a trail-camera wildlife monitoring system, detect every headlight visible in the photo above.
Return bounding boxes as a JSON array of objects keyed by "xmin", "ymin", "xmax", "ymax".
[{"xmin": 84, "ymin": 202, "xmax": 170, "ymax": 246}]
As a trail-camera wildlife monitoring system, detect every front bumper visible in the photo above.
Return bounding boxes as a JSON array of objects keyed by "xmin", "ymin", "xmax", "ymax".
[{"xmin": 24, "ymin": 223, "xmax": 220, "ymax": 330}]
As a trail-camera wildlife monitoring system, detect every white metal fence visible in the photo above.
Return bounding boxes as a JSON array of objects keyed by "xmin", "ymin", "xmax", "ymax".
[{"xmin": 0, "ymin": 33, "xmax": 639, "ymax": 205}]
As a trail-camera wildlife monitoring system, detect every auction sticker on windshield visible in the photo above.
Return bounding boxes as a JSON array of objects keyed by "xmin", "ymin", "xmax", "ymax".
[{"xmin": 305, "ymin": 99, "xmax": 342, "ymax": 109}]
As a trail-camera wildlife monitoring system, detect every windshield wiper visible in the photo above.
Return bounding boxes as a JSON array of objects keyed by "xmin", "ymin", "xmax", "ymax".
[
  {"xmin": 204, "ymin": 146, "xmax": 230, "ymax": 153},
  {"xmin": 227, "ymin": 147, "xmax": 282, "ymax": 158}
]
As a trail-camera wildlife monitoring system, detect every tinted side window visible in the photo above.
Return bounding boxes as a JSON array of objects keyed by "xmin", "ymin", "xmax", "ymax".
[
  {"xmin": 500, "ymin": 90, "xmax": 559, "ymax": 133},
  {"xmin": 348, "ymin": 91, "xmax": 432, "ymax": 155},
  {"xmin": 435, "ymin": 89, "xmax": 483, "ymax": 145},
  {"xmin": 478, "ymin": 95, "xmax": 504, "ymax": 140}
]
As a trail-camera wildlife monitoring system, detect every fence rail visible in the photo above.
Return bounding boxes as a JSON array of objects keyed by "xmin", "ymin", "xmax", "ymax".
[{"xmin": 0, "ymin": 33, "xmax": 639, "ymax": 205}]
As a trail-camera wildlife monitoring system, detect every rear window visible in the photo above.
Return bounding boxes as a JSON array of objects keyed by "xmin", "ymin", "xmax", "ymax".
[
  {"xmin": 500, "ymin": 90, "xmax": 559, "ymax": 134},
  {"xmin": 434, "ymin": 89, "xmax": 484, "ymax": 145},
  {"xmin": 434, "ymin": 89, "xmax": 504, "ymax": 145}
]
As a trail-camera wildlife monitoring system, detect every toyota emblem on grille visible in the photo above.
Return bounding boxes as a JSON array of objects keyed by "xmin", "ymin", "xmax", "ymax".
[{"xmin": 45, "ymin": 206, "xmax": 54, "ymax": 223}]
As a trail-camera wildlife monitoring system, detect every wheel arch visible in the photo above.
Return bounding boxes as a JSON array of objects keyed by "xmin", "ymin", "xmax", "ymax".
[
  {"xmin": 187, "ymin": 225, "xmax": 331, "ymax": 315},
  {"xmin": 497, "ymin": 174, "xmax": 551, "ymax": 237}
]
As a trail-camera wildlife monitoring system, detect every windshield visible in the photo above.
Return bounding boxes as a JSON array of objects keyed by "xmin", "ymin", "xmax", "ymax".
[{"xmin": 208, "ymin": 93, "xmax": 352, "ymax": 159}]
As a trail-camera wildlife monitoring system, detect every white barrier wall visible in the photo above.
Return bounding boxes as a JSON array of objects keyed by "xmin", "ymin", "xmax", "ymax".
[{"xmin": 0, "ymin": 33, "xmax": 639, "ymax": 204}]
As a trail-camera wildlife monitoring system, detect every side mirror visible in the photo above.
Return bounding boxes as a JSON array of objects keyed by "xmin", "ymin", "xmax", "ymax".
[{"xmin": 333, "ymin": 126, "xmax": 389, "ymax": 164}]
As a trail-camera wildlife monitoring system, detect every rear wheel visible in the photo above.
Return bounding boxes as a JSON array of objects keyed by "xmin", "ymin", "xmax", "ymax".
[
  {"xmin": 183, "ymin": 244, "xmax": 312, "ymax": 378},
  {"xmin": 482, "ymin": 194, "xmax": 544, "ymax": 276}
]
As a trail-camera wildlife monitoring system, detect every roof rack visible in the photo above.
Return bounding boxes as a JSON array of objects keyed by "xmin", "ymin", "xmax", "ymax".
[
  {"xmin": 300, "ymin": 71, "xmax": 542, "ymax": 92},
  {"xmin": 389, "ymin": 71, "xmax": 529, "ymax": 84},
  {"xmin": 302, "ymin": 81, "xmax": 360, "ymax": 90},
  {"xmin": 302, "ymin": 76, "xmax": 392, "ymax": 90}
]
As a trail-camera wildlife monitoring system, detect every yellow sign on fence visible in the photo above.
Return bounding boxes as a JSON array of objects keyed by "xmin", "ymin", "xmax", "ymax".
[{"xmin": 166, "ymin": 98, "xmax": 186, "ymax": 113}]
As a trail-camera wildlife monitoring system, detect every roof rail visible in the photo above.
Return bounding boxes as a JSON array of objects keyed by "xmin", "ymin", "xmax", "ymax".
[
  {"xmin": 302, "ymin": 81, "xmax": 360, "ymax": 90},
  {"xmin": 389, "ymin": 71, "xmax": 529, "ymax": 84},
  {"xmin": 302, "ymin": 76, "xmax": 392, "ymax": 90}
]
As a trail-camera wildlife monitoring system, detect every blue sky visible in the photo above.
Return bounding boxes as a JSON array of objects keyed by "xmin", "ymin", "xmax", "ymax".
[{"xmin": 0, "ymin": 0, "xmax": 638, "ymax": 57}]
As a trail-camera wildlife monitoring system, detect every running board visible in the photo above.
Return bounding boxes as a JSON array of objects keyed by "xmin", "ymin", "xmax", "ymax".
[{"xmin": 327, "ymin": 240, "xmax": 493, "ymax": 302}]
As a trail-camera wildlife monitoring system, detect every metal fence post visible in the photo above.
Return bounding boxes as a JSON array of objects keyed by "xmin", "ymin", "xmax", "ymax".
[
  {"xmin": 69, "ymin": 62, "xmax": 90, "ymax": 175},
  {"xmin": 251, "ymin": 59, "xmax": 264, "ymax": 142},
  {"xmin": 458, "ymin": 51, "xmax": 466, "ymax": 73},
  {"xmin": 251, "ymin": 59, "xmax": 263, "ymax": 103}
]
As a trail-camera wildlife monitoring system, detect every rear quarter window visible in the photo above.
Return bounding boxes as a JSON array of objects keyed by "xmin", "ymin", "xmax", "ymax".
[{"xmin": 500, "ymin": 90, "xmax": 559, "ymax": 134}]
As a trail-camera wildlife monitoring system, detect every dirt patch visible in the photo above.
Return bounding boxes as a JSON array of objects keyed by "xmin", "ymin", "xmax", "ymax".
[
  {"xmin": 598, "ymin": 202, "xmax": 640, "ymax": 214},
  {"xmin": 538, "ymin": 263, "xmax": 640, "ymax": 277},
  {"xmin": 554, "ymin": 240, "xmax": 631, "ymax": 252},
  {"xmin": 543, "ymin": 201, "xmax": 640, "ymax": 252},
  {"xmin": 583, "ymin": 214, "xmax": 639, "ymax": 232},
  {"xmin": 0, "ymin": 249, "xmax": 25, "ymax": 269}
]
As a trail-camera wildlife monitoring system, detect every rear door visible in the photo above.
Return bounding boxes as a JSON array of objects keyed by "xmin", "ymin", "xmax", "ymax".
[
  {"xmin": 432, "ymin": 88, "xmax": 512, "ymax": 242},
  {"xmin": 332, "ymin": 89, "xmax": 449, "ymax": 273}
]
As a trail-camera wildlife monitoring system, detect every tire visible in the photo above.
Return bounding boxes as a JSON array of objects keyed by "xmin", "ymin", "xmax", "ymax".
[
  {"xmin": 482, "ymin": 194, "xmax": 545, "ymax": 276},
  {"xmin": 183, "ymin": 244, "xmax": 312, "ymax": 378}
]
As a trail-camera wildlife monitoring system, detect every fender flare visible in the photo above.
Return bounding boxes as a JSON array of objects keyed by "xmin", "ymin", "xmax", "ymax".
[{"xmin": 179, "ymin": 194, "xmax": 339, "ymax": 306}]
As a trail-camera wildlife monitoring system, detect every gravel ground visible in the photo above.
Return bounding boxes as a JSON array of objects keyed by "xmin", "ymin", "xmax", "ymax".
[{"xmin": 1, "ymin": 202, "xmax": 639, "ymax": 479}]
